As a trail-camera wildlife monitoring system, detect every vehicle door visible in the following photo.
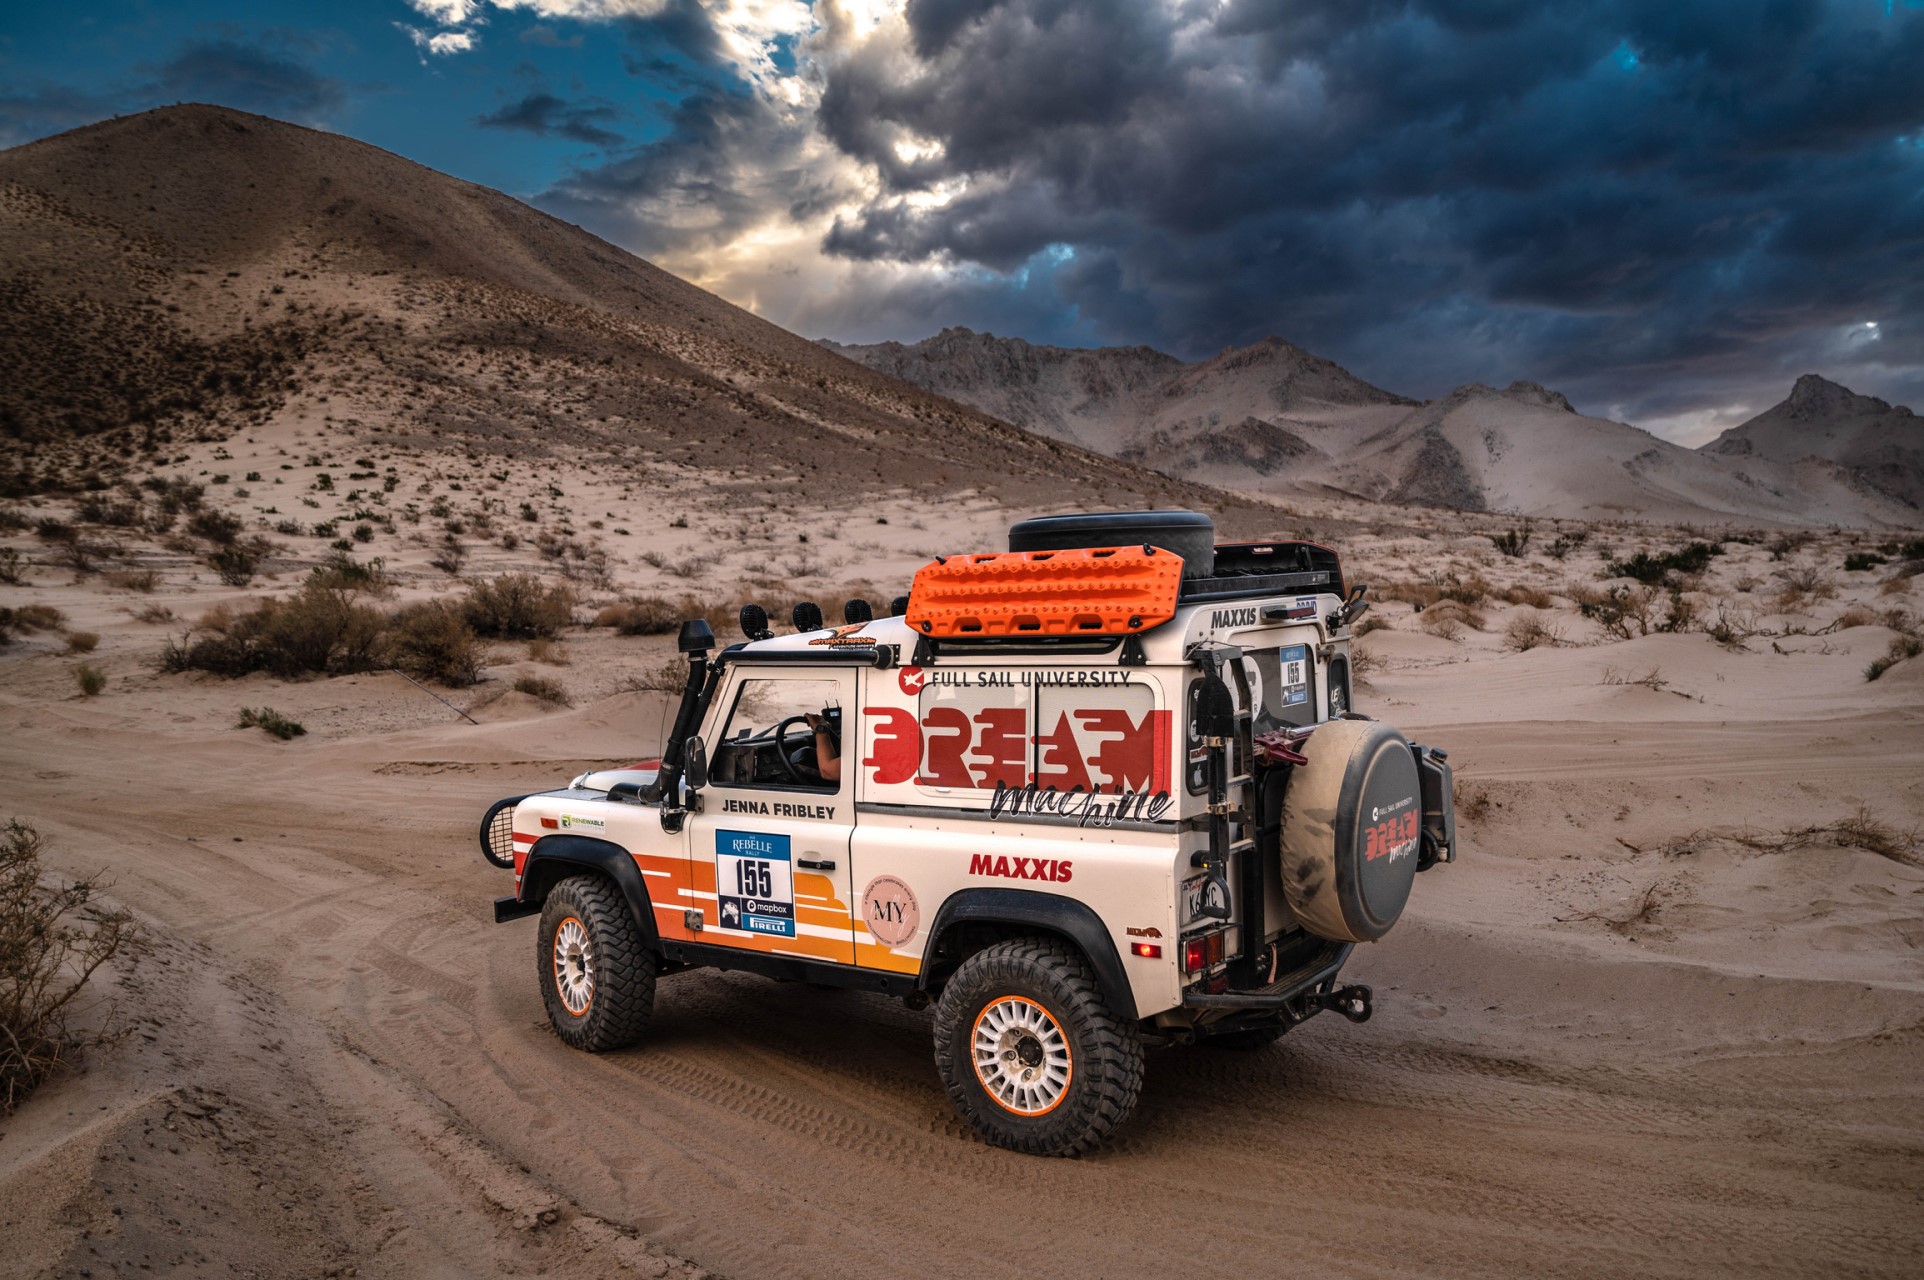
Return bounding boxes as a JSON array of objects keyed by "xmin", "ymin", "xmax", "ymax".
[{"xmin": 687, "ymin": 668, "xmax": 858, "ymax": 966}]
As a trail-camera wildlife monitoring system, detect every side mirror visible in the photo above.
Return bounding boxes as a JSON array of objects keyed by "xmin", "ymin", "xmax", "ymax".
[
  {"xmin": 683, "ymin": 736, "xmax": 708, "ymax": 790},
  {"xmin": 1195, "ymin": 672, "xmax": 1236, "ymax": 739}
]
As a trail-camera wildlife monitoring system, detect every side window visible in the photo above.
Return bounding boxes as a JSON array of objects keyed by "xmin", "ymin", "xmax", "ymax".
[{"xmin": 709, "ymin": 677, "xmax": 844, "ymax": 792}]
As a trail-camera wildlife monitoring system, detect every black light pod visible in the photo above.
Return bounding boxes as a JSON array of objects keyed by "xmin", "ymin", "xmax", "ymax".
[
  {"xmin": 843, "ymin": 598, "xmax": 873, "ymax": 624},
  {"xmin": 792, "ymin": 601, "xmax": 823, "ymax": 632},
  {"xmin": 889, "ymin": 595, "xmax": 910, "ymax": 617},
  {"xmin": 739, "ymin": 602, "xmax": 772, "ymax": 641}
]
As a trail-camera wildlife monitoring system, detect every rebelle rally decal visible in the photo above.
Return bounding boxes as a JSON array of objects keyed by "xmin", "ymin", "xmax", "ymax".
[{"xmin": 864, "ymin": 667, "xmax": 1173, "ymax": 826}]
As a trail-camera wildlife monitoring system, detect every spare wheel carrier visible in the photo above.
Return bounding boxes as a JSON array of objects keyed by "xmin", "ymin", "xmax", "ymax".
[{"xmin": 1278, "ymin": 718, "xmax": 1423, "ymax": 944}]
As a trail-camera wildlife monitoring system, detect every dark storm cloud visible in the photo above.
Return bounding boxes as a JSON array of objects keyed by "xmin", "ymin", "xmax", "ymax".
[
  {"xmin": 0, "ymin": 39, "xmax": 344, "ymax": 144},
  {"xmin": 476, "ymin": 92, "xmax": 624, "ymax": 146},
  {"xmin": 147, "ymin": 40, "xmax": 347, "ymax": 118},
  {"xmin": 805, "ymin": 0, "xmax": 1924, "ymax": 426}
]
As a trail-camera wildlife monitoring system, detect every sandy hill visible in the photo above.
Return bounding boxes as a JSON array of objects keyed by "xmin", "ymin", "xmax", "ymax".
[
  {"xmin": 825, "ymin": 328, "xmax": 1415, "ymax": 467},
  {"xmin": 1703, "ymin": 374, "xmax": 1924, "ymax": 507},
  {"xmin": 830, "ymin": 332, "xmax": 1917, "ymax": 528},
  {"xmin": 0, "ymin": 104, "xmax": 1277, "ymax": 531}
]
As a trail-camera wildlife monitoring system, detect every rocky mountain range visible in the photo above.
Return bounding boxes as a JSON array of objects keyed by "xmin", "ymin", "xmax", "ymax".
[{"xmin": 828, "ymin": 331, "xmax": 1921, "ymax": 527}]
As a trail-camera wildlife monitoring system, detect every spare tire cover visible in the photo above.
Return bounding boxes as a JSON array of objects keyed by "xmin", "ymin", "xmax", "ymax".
[
  {"xmin": 1278, "ymin": 718, "xmax": 1422, "ymax": 943},
  {"xmin": 1008, "ymin": 510, "xmax": 1215, "ymax": 578}
]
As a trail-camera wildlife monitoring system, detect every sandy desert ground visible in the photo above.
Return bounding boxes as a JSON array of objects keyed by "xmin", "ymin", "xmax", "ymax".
[{"xmin": 2, "ymin": 469, "xmax": 1922, "ymax": 1280}]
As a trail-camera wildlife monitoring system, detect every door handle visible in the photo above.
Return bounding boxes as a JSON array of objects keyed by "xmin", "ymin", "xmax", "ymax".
[{"xmin": 797, "ymin": 859, "xmax": 836, "ymax": 871}]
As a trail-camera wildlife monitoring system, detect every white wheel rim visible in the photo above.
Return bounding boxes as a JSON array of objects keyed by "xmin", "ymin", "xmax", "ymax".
[
  {"xmin": 971, "ymin": 996, "xmax": 1073, "ymax": 1116},
  {"xmin": 553, "ymin": 916, "xmax": 595, "ymax": 1016}
]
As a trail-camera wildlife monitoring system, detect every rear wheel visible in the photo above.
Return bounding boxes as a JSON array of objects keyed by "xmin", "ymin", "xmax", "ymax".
[
  {"xmin": 537, "ymin": 875, "xmax": 656, "ymax": 1052},
  {"xmin": 932, "ymin": 938, "xmax": 1144, "ymax": 1157}
]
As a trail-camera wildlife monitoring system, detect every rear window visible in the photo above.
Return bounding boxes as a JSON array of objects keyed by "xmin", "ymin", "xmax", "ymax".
[{"xmin": 1249, "ymin": 644, "xmax": 1316, "ymax": 732}]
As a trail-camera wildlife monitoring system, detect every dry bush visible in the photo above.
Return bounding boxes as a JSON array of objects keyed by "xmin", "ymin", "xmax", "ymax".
[
  {"xmin": 1420, "ymin": 599, "xmax": 1484, "ymax": 639},
  {"xmin": 1353, "ymin": 615, "xmax": 1391, "ymax": 636},
  {"xmin": 1559, "ymin": 882, "xmax": 1664, "ymax": 933},
  {"xmin": 594, "ymin": 595, "xmax": 681, "ymax": 636},
  {"xmin": 1832, "ymin": 605, "xmax": 1878, "ymax": 630},
  {"xmin": 512, "ymin": 674, "xmax": 572, "ymax": 707},
  {"xmin": 1580, "ymin": 584, "xmax": 1692, "ymax": 638},
  {"xmin": 0, "ymin": 548, "xmax": 22, "ymax": 585},
  {"xmin": 1, "ymin": 818, "xmax": 135, "ymax": 1114},
  {"xmin": 104, "ymin": 568, "xmax": 158, "ymax": 592},
  {"xmin": 617, "ymin": 661, "xmax": 692, "ymax": 693},
  {"xmin": 427, "ymin": 535, "xmax": 468, "ymax": 576},
  {"xmin": 65, "ymin": 631, "xmax": 99, "ymax": 654},
  {"xmin": 1489, "ymin": 526, "xmax": 1532, "ymax": 557},
  {"xmin": 1601, "ymin": 665, "xmax": 1668, "ymax": 692},
  {"xmin": 1349, "ymin": 644, "xmax": 1380, "ymax": 686},
  {"xmin": 1503, "ymin": 610, "xmax": 1561, "ymax": 652},
  {"xmin": 1865, "ymin": 634, "xmax": 1924, "ymax": 682},
  {"xmin": 159, "ymin": 577, "xmax": 385, "ymax": 679},
  {"xmin": 463, "ymin": 574, "xmax": 574, "ymax": 640},
  {"xmin": 14, "ymin": 604, "xmax": 64, "ymax": 632},
  {"xmin": 208, "ymin": 537, "xmax": 274, "ymax": 587},
  {"xmin": 1703, "ymin": 601, "xmax": 1760, "ymax": 648},
  {"xmin": 385, "ymin": 600, "xmax": 484, "ymax": 687},
  {"xmin": 236, "ymin": 706, "xmax": 305, "ymax": 740},
  {"xmin": 1502, "ymin": 584, "xmax": 1555, "ymax": 609},
  {"xmin": 74, "ymin": 665, "xmax": 106, "ymax": 697},
  {"xmin": 526, "ymin": 638, "xmax": 569, "ymax": 666},
  {"xmin": 133, "ymin": 603, "xmax": 175, "ymax": 625},
  {"xmin": 1380, "ymin": 575, "xmax": 1493, "ymax": 610},
  {"xmin": 186, "ymin": 509, "xmax": 244, "ymax": 545}
]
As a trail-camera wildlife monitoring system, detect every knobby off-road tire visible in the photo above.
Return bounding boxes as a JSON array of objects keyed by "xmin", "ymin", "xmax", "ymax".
[
  {"xmin": 932, "ymin": 937, "xmax": 1144, "ymax": 1157},
  {"xmin": 537, "ymin": 875, "xmax": 657, "ymax": 1052}
]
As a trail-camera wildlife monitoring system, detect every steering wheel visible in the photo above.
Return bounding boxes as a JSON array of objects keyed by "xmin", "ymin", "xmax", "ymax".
[{"xmin": 771, "ymin": 715, "xmax": 815, "ymax": 784}]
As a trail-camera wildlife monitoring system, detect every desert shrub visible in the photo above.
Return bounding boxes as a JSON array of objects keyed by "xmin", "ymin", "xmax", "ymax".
[
  {"xmin": 34, "ymin": 518, "xmax": 74, "ymax": 542},
  {"xmin": 310, "ymin": 551, "xmax": 390, "ymax": 594},
  {"xmin": 617, "ymin": 661, "xmax": 691, "ymax": 693},
  {"xmin": 54, "ymin": 536, "xmax": 115, "ymax": 577},
  {"xmin": 208, "ymin": 537, "xmax": 273, "ymax": 587},
  {"xmin": 428, "ymin": 535, "xmax": 467, "ymax": 576},
  {"xmin": 383, "ymin": 601, "xmax": 484, "ymax": 687},
  {"xmin": 1347, "ymin": 645, "xmax": 1380, "ymax": 686},
  {"xmin": 1844, "ymin": 552, "xmax": 1887, "ymax": 572},
  {"xmin": 160, "ymin": 578, "xmax": 385, "ymax": 679},
  {"xmin": 464, "ymin": 573, "xmax": 574, "ymax": 639},
  {"xmin": 236, "ymin": 706, "xmax": 305, "ymax": 740},
  {"xmin": 1419, "ymin": 599, "xmax": 1484, "ymax": 639},
  {"xmin": 1832, "ymin": 606, "xmax": 1878, "ymax": 630},
  {"xmin": 1379, "ymin": 575, "xmax": 1493, "ymax": 610},
  {"xmin": 104, "ymin": 568, "xmax": 158, "ymax": 592},
  {"xmin": 77, "ymin": 496, "xmax": 142, "ymax": 528},
  {"xmin": 1503, "ymin": 611, "xmax": 1561, "ymax": 652},
  {"xmin": 527, "ymin": 638, "xmax": 569, "ymax": 666},
  {"xmin": 1865, "ymin": 635, "xmax": 1924, "ymax": 682},
  {"xmin": 1489, "ymin": 526, "xmax": 1532, "ymax": 557},
  {"xmin": 74, "ymin": 665, "xmax": 106, "ymax": 697},
  {"xmin": 1353, "ymin": 615, "xmax": 1391, "ymax": 636},
  {"xmin": 187, "ymin": 509, "xmax": 245, "ymax": 545},
  {"xmin": 1580, "ymin": 584, "xmax": 1670, "ymax": 638},
  {"xmin": 14, "ymin": 604, "xmax": 64, "ymax": 632},
  {"xmin": 1502, "ymin": 585, "xmax": 1555, "ymax": 609},
  {"xmin": 1605, "ymin": 542, "xmax": 1722, "ymax": 585},
  {"xmin": 1768, "ymin": 531, "xmax": 1815, "ymax": 561},
  {"xmin": 65, "ymin": 631, "xmax": 99, "ymax": 654},
  {"xmin": 133, "ymin": 604, "xmax": 175, "ymax": 625},
  {"xmin": 0, "ymin": 819, "xmax": 135, "ymax": 1114},
  {"xmin": 1545, "ymin": 530, "xmax": 1588, "ymax": 560},
  {"xmin": 594, "ymin": 596, "xmax": 681, "ymax": 636},
  {"xmin": 0, "ymin": 548, "xmax": 21, "ymax": 585},
  {"xmin": 513, "ymin": 675, "xmax": 572, "ymax": 706},
  {"xmin": 1703, "ymin": 602, "xmax": 1760, "ymax": 648}
]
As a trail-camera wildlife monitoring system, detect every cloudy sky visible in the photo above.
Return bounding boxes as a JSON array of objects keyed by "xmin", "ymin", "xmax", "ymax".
[{"xmin": 3, "ymin": 0, "xmax": 1922, "ymax": 443}]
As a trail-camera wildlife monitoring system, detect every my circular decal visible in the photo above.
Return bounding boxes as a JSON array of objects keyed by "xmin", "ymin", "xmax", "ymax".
[
  {"xmin": 898, "ymin": 665, "xmax": 927, "ymax": 697},
  {"xmin": 862, "ymin": 875, "xmax": 920, "ymax": 948}
]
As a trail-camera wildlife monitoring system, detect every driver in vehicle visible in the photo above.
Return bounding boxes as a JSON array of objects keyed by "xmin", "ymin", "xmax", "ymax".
[{"xmin": 805, "ymin": 711, "xmax": 841, "ymax": 783}]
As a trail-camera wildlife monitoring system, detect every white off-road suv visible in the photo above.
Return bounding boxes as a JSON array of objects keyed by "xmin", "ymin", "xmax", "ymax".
[{"xmin": 483, "ymin": 511, "xmax": 1455, "ymax": 1156}]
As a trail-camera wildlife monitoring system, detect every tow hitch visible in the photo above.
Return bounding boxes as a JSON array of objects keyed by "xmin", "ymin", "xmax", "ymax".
[{"xmin": 1310, "ymin": 984, "xmax": 1373, "ymax": 1023}]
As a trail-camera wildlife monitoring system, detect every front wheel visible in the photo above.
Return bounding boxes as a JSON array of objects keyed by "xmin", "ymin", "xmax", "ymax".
[
  {"xmin": 537, "ymin": 875, "xmax": 656, "ymax": 1052},
  {"xmin": 932, "ymin": 938, "xmax": 1144, "ymax": 1157}
]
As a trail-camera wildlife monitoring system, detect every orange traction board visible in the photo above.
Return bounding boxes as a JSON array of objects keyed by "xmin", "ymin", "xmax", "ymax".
[{"xmin": 905, "ymin": 545, "xmax": 1184, "ymax": 637}]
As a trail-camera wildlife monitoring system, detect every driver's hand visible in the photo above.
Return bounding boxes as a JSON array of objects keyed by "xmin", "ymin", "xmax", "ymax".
[{"xmin": 805, "ymin": 713, "xmax": 824, "ymax": 730}]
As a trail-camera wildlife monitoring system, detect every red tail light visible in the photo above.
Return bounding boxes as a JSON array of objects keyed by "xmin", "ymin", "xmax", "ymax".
[{"xmin": 1181, "ymin": 930, "xmax": 1227, "ymax": 974}]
